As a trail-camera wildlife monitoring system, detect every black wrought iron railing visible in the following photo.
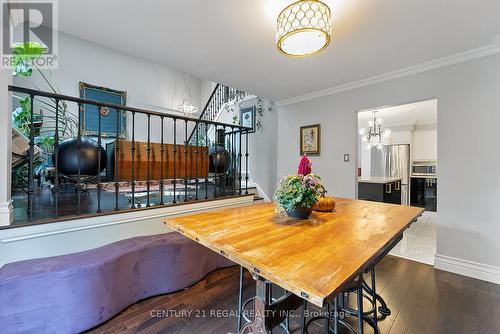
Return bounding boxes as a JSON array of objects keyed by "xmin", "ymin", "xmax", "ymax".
[
  {"xmin": 187, "ymin": 84, "xmax": 247, "ymax": 145},
  {"xmin": 8, "ymin": 85, "xmax": 252, "ymax": 225}
]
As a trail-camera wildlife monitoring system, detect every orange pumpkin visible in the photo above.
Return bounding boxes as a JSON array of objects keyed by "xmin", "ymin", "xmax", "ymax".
[{"xmin": 314, "ymin": 196, "xmax": 336, "ymax": 212}]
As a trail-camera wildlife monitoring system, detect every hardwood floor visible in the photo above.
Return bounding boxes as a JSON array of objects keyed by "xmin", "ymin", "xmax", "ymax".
[{"xmin": 87, "ymin": 256, "xmax": 500, "ymax": 334}]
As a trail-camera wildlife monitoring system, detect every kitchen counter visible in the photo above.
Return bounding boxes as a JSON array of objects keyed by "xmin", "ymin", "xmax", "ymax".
[
  {"xmin": 411, "ymin": 175, "xmax": 437, "ymax": 179},
  {"xmin": 358, "ymin": 177, "xmax": 403, "ymax": 184}
]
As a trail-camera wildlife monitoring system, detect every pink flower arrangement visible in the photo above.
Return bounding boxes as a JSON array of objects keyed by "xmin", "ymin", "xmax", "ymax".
[
  {"xmin": 274, "ymin": 155, "xmax": 326, "ymax": 213},
  {"xmin": 297, "ymin": 154, "xmax": 312, "ymax": 175}
]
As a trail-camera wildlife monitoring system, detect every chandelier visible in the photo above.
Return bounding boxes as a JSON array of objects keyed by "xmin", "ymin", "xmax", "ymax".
[
  {"xmin": 359, "ymin": 111, "xmax": 391, "ymax": 149},
  {"xmin": 177, "ymin": 100, "xmax": 198, "ymax": 116},
  {"xmin": 276, "ymin": 0, "xmax": 332, "ymax": 57}
]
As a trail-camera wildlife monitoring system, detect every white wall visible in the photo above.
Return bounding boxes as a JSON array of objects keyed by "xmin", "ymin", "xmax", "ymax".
[
  {"xmin": 12, "ymin": 31, "xmax": 209, "ymax": 144},
  {"xmin": 211, "ymin": 97, "xmax": 278, "ymax": 199},
  {"xmin": 247, "ymin": 99, "xmax": 277, "ymax": 199},
  {"xmin": 277, "ymin": 54, "xmax": 500, "ymax": 273},
  {"xmin": 278, "ymin": 98, "xmax": 357, "ymax": 198}
]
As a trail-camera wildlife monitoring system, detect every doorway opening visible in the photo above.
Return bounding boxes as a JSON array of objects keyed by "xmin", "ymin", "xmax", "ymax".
[{"xmin": 356, "ymin": 99, "xmax": 437, "ymax": 265}]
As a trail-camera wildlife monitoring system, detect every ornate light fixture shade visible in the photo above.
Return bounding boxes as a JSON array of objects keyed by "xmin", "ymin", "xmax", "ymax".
[
  {"xmin": 177, "ymin": 100, "xmax": 199, "ymax": 116},
  {"xmin": 276, "ymin": 0, "xmax": 332, "ymax": 57}
]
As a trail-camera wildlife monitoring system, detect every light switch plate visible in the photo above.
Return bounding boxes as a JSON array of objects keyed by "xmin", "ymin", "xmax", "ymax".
[{"xmin": 343, "ymin": 154, "xmax": 350, "ymax": 162}]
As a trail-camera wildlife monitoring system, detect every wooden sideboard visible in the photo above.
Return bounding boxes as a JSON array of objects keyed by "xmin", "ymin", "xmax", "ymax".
[{"xmin": 106, "ymin": 140, "xmax": 209, "ymax": 181}]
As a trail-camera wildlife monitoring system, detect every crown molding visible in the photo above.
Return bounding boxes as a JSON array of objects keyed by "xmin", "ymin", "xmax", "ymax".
[{"xmin": 276, "ymin": 42, "xmax": 500, "ymax": 107}]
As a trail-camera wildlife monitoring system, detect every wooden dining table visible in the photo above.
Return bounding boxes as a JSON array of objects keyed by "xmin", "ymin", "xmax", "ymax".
[{"xmin": 164, "ymin": 198, "xmax": 424, "ymax": 333}]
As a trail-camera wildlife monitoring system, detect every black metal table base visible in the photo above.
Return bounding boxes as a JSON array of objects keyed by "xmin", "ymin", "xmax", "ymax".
[
  {"xmin": 336, "ymin": 267, "xmax": 392, "ymax": 334},
  {"xmin": 341, "ymin": 281, "xmax": 391, "ymax": 320},
  {"xmin": 231, "ymin": 271, "xmax": 301, "ymax": 334},
  {"xmin": 234, "ymin": 265, "xmax": 391, "ymax": 334},
  {"xmin": 304, "ymin": 313, "xmax": 357, "ymax": 334}
]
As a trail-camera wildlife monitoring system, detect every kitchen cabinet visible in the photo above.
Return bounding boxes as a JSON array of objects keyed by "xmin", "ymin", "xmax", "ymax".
[
  {"xmin": 385, "ymin": 180, "xmax": 402, "ymax": 204},
  {"xmin": 410, "ymin": 177, "xmax": 437, "ymax": 211},
  {"xmin": 412, "ymin": 128, "xmax": 437, "ymax": 161},
  {"xmin": 358, "ymin": 178, "xmax": 402, "ymax": 204}
]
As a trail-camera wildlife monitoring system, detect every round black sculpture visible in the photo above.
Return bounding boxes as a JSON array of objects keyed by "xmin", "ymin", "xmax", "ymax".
[
  {"xmin": 208, "ymin": 145, "xmax": 230, "ymax": 174},
  {"xmin": 209, "ymin": 128, "xmax": 231, "ymax": 174},
  {"xmin": 55, "ymin": 137, "xmax": 107, "ymax": 177}
]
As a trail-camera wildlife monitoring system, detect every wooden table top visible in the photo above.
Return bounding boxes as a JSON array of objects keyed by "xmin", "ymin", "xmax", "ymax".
[{"xmin": 164, "ymin": 198, "xmax": 424, "ymax": 307}]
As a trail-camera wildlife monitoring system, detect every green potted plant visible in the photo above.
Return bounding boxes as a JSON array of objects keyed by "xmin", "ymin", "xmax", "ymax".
[
  {"xmin": 12, "ymin": 96, "xmax": 43, "ymax": 137},
  {"xmin": 11, "ymin": 42, "xmax": 78, "ymax": 188},
  {"xmin": 11, "ymin": 42, "xmax": 77, "ymax": 139},
  {"xmin": 274, "ymin": 155, "xmax": 325, "ymax": 219}
]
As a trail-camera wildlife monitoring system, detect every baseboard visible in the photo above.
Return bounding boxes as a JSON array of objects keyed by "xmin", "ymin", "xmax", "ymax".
[
  {"xmin": 253, "ymin": 182, "xmax": 271, "ymax": 202},
  {"xmin": 434, "ymin": 254, "xmax": 500, "ymax": 284},
  {"xmin": 388, "ymin": 252, "xmax": 434, "ymax": 266}
]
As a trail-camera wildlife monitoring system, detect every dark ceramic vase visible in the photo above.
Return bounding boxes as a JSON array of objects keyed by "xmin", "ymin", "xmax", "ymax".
[
  {"xmin": 285, "ymin": 204, "xmax": 313, "ymax": 219},
  {"xmin": 54, "ymin": 137, "xmax": 107, "ymax": 177},
  {"xmin": 208, "ymin": 128, "xmax": 231, "ymax": 174},
  {"xmin": 208, "ymin": 146, "xmax": 231, "ymax": 174}
]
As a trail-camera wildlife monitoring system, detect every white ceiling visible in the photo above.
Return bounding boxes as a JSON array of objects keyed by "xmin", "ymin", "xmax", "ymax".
[
  {"xmin": 57, "ymin": 0, "xmax": 500, "ymax": 102},
  {"xmin": 358, "ymin": 99, "xmax": 437, "ymax": 128}
]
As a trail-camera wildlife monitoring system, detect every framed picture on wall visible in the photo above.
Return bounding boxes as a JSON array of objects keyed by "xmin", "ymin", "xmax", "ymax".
[
  {"xmin": 79, "ymin": 82, "xmax": 127, "ymax": 138},
  {"xmin": 300, "ymin": 124, "xmax": 321, "ymax": 155},
  {"xmin": 240, "ymin": 106, "xmax": 256, "ymax": 133}
]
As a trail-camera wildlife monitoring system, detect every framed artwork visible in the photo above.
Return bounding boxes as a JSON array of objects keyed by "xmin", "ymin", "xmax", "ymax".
[
  {"xmin": 240, "ymin": 106, "xmax": 256, "ymax": 133},
  {"xmin": 79, "ymin": 82, "xmax": 127, "ymax": 138},
  {"xmin": 300, "ymin": 124, "xmax": 321, "ymax": 155}
]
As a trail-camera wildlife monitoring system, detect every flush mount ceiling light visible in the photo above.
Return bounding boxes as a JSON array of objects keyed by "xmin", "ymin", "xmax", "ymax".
[{"xmin": 276, "ymin": 0, "xmax": 332, "ymax": 57}]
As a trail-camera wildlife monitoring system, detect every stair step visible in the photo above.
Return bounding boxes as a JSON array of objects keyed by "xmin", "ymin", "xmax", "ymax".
[{"xmin": 236, "ymin": 187, "xmax": 257, "ymax": 195}]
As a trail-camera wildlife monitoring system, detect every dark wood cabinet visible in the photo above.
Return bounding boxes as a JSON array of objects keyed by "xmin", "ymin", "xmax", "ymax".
[
  {"xmin": 410, "ymin": 177, "xmax": 437, "ymax": 211},
  {"xmin": 106, "ymin": 140, "xmax": 209, "ymax": 182},
  {"xmin": 358, "ymin": 180, "xmax": 402, "ymax": 204},
  {"xmin": 385, "ymin": 180, "xmax": 402, "ymax": 204}
]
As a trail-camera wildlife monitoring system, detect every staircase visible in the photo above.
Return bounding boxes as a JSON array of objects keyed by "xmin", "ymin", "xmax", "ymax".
[
  {"xmin": 187, "ymin": 84, "xmax": 247, "ymax": 145},
  {"xmin": 186, "ymin": 84, "xmax": 266, "ymax": 202}
]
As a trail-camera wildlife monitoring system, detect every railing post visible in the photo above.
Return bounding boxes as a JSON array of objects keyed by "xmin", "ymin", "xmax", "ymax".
[
  {"xmin": 245, "ymin": 130, "xmax": 249, "ymax": 194},
  {"xmin": 216, "ymin": 88, "xmax": 220, "ymax": 116},
  {"xmin": 195, "ymin": 122, "xmax": 199, "ymax": 201},
  {"xmin": 146, "ymin": 114, "xmax": 151, "ymax": 207},
  {"xmin": 160, "ymin": 116, "xmax": 165, "ymax": 205},
  {"xmin": 213, "ymin": 125, "xmax": 218, "ymax": 199},
  {"xmin": 205, "ymin": 122, "xmax": 209, "ymax": 200},
  {"xmin": 27, "ymin": 94, "xmax": 35, "ymax": 219},
  {"xmin": 232, "ymin": 127, "xmax": 236, "ymax": 196},
  {"xmin": 184, "ymin": 119, "xmax": 188, "ymax": 202},
  {"xmin": 76, "ymin": 103, "xmax": 83, "ymax": 215},
  {"xmin": 53, "ymin": 99, "xmax": 60, "ymax": 217},
  {"xmin": 238, "ymin": 129, "xmax": 242, "ymax": 195},
  {"xmin": 114, "ymin": 109, "xmax": 120, "ymax": 211},
  {"xmin": 96, "ymin": 107, "xmax": 102, "ymax": 213},
  {"xmin": 173, "ymin": 118, "xmax": 177, "ymax": 204},
  {"xmin": 130, "ymin": 112, "xmax": 136, "ymax": 209}
]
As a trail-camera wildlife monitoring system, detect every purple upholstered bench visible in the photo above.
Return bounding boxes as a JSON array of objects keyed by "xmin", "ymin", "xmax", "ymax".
[{"xmin": 0, "ymin": 233, "xmax": 234, "ymax": 334}]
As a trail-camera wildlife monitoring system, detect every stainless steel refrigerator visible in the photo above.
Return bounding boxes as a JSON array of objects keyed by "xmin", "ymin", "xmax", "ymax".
[{"xmin": 370, "ymin": 144, "xmax": 410, "ymax": 205}]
